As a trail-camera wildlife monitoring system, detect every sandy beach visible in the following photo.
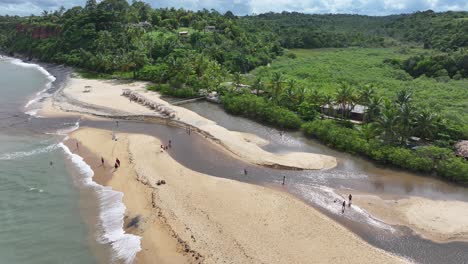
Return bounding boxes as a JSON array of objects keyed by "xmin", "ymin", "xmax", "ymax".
[
  {"xmin": 351, "ymin": 194, "xmax": 468, "ymax": 243},
  {"xmin": 68, "ymin": 127, "xmax": 405, "ymax": 264},
  {"xmin": 50, "ymin": 77, "xmax": 336, "ymax": 170}
]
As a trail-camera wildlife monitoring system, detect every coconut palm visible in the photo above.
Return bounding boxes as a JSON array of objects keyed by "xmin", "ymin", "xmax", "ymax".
[
  {"xmin": 364, "ymin": 96, "xmax": 382, "ymax": 123},
  {"xmin": 397, "ymin": 102, "xmax": 415, "ymax": 145},
  {"xmin": 395, "ymin": 88, "xmax": 413, "ymax": 107},
  {"xmin": 359, "ymin": 84, "xmax": 376, "ymax": 105},
  {"xmin": 335, "ymin": 84, "xmax": 356, "ymax": 119},
  {"xmin": 252, "ymin": 77, "xmax": 263, "ymax": 96},
  {"xmin": 271, "ymin": 72, "xmax": 284, "ymax": 103},
  {"xmin": 322, "ymin": 94, "xmax": 334, "ymax": 117},
  {"xmin": 414, "ymin": 109, "xmax": 438, "ymax": 141},
  {"xmin": 375, "ymin": 100, "xmax": 400, "ymax": 144}
]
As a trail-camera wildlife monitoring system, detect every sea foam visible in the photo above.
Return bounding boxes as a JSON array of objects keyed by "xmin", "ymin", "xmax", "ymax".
[
  {"xmin": 0, "ymin": 143, "xmax": 59, "ymax": 160},
  {"xmin": 8, "ymin": 58, "xmax": 57, "ymax": 117},
  {"xmin": 295, "ymin": 183, "xmax": 394, "ymax": 232},
  {"xmin": 59, "ymin": 143, "xmax": 142, "ymax": 264}
]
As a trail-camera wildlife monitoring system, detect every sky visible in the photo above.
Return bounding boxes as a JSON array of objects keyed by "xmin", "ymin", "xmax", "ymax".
[{"xmin": 0, "ymin": 0, "xmax": 467, "ymax": 16}]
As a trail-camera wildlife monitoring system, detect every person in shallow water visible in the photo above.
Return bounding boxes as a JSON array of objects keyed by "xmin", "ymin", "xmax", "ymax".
[
  {"xmin": 342, "ymin": 200, "xmax": 346, "ymax": 214},
  {"xmin": 244, "ymin": 168, "xmax": 248, "ymax": 175},
  {"xmin": 282, "ymin": 176, "xmax": 286, "ymax": 185},
  {"xmin": 348, "ymin": 194, "xmax": 352, "ymax": 207}
]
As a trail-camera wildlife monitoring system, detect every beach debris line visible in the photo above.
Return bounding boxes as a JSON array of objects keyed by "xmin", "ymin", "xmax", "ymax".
[{"xmin": 121, "ymin": 89, "xmax": 177, "ymax": 119}]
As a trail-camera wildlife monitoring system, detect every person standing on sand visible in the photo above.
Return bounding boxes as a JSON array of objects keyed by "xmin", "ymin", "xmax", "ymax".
[
  {"xmin": 101, "ymin": 157, "xmax": 105, "ymax": 167},
  {"xmin": 114, "ymin": 162, "xmax": 119, "ymax": 169},
  {"xmin": 348, "ymin": 194, "xmax": 352, "ymax": 207},
  {"xmin": 76, "ymin": 142, "xmax": 79, "ymax": 150},
  {"xmin": 116, "ymin": 158, "xmax": 121, "ymax": 167},
  {"xmin": 342, "ymin": 200, "xmax": 346, "ymax": 214},
  {"xmin": 282, "ymin": 176, "xmax": 286, "ymax": 185}
]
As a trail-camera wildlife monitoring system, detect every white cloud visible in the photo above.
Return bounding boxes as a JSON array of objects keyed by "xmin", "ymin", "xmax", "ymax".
[{"xmin": 0, "ymin": 0, "xmax": 467, "ymax": 16}]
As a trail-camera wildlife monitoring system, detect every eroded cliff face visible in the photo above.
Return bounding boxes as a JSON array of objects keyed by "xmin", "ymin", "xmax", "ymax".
[{"xmin": 16, "ymin": 24, "xmax": 60, "ymax": 39}]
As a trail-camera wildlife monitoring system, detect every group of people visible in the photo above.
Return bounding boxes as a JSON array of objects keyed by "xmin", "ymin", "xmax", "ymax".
[
  {"xmin": 335, "ymin": 194, "xmax": 353, "ymax": 214},
  {"xmin": 160, "ymin": 140, "xmax": 172, "ymax": 152}
]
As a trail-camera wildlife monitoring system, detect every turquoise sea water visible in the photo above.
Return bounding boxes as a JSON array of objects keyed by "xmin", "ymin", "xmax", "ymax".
[{"xmin": 0, "ymin": 58, "xmax": 97, "ymax": 264}]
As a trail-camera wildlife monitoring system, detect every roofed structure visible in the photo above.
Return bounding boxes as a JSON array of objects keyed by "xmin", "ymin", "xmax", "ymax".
[{"xmin": 455, "ymin": 140, "xmax": 468, "ymax": 159}]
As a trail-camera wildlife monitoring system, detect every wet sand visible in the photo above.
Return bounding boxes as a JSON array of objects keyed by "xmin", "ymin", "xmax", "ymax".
[
  {"xmin": 65, "ymin": 131, "xmax": 190, "ymax": 264},
  {"xmin": 351, "ymin": 194, "xmax": 468, "ymax": 243},
  {"xmin": 52, "ymin": 77, "xmax": 336, "ymax": 170},
  {"xmin": 68, "ymin": 127, "xmax": 405, "ymax": 264},
  {"xmin": 41, "ymin": 75, "xmax": 468, "ymax": 263}
]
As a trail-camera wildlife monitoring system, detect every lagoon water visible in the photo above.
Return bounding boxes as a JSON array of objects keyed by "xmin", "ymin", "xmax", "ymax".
[{"xmin": 0, "ymin": 59, "xmax": 99, "ymax": 263}]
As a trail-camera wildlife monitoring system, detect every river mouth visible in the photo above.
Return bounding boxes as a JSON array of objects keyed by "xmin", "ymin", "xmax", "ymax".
[
  {"xmin": 25, "ymin": 79, "xmax": 468, "ymax": 263},
  {"xmin": 24, "ymin": 114, "xmax": 466, "ymax": 264}
]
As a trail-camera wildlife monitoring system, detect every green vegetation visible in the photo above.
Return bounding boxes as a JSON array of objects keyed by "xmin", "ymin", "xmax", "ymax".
[
  {"xmin": 251, "ymin": 48, "xmax": 468, "ymax": 134},
  {"xmin": 0, "ymin": 0, "xmax": 282, "ymax": 92},
  {"xmin": 230, "ymin": 48, "xmax": 468, "ymax": 182},
  {"xmin": 222, "ymin": 94, "xmax": 302, "ymax": 129},
  {"xmin": 399, "ymin": 51, "xmax": 468, "ymax": 79},
  {"xmin": 0, "ymin": 7, "xmax": 467, "ymax": 182},
  {"xmin": 302, "ymin": 120, "xmax": 468, "ymax": 182},
  {"xmin": 241, "ymin": 10, "xmax": 468, "ymax": 51}
]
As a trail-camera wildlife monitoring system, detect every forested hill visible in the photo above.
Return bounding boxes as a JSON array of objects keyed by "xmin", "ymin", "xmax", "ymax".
[
  {"xmin": 240, "ymin": 11, "xmax": 468, "ymax": 50},
  {"xmin": 0, "ymin": 0, "xmax": 283, "ymax": 89},
  {"xmin": 240, "ymin": 12, "xmax": 398, "ymax": 48},
  {"xmin": 0, "ymin": 4, "xmax": 467, "ymax": 85}
]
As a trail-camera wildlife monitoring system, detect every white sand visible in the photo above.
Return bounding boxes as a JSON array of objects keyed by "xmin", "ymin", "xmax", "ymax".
[
  {"xmin": 70, "ymin": 128, "xmax": 405, "ymax": 264},
  {"xmin": 53, "ymin": 77, "xmax": 336, "ymax": 170}
]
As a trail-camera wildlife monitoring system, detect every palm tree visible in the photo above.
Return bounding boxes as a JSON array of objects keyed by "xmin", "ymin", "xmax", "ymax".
[
  {"xmin": 414, "ymin": 109, "xmax": 438, "ymax": 141},
  {"xmin": 395, "ymin": 88, "xmax": 413, "ymax": 107},
  {"xmin": 252, "ymin": 77, "xmax": 263, "ymax": 96},
  {"xmin": 322, "ymin": 94, "xmax": 334, "ymax": 117},
  {"xmin": 335, "ymin": 84, "xmax": 356, "ymax": 119},
  {"xmin": 271, "ymin": 72, "xmax": 284, "ymax": 103},
  {"xmin": 233, "ymin": 72, "xmax": 242, "ymax": 90},
  {"xmin": 359, "ymin": 84, "xmax": 376, "ymax": 105},
  {"xmin": 397, "ymin": 102, "xmax": 415, "ymax": 145},
  {"xmin": 375, "ymin": 102, "xmax": 400, "ymax": 144},
  {"xmin": 364, "ymin": 96, "xmax": 382, "ymax": 123}
]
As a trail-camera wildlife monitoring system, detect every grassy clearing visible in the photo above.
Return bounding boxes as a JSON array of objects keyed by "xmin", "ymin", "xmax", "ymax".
[{"xmin": 251, "ymin": 48, "xmax": 468, "ymax": 128}]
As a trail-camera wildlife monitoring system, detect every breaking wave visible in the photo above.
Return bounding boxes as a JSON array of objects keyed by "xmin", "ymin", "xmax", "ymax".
[{"xmin": 59, "ymin": 143, "xmax": 141, "ymax": 264}]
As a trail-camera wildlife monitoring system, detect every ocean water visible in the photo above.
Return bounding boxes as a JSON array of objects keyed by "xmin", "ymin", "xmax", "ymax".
[{"xmin": 0, "ymin": 58, "xmax": 98, "ymax": 263}]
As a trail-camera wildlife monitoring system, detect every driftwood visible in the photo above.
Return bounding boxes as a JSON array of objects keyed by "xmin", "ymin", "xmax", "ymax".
[{"xmin": 121, "ymin": 89, "xmax": 176, "ymax": 119}]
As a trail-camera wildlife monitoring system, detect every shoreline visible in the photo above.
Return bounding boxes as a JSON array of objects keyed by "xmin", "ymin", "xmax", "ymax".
[
  {"xmin": 32, "ymin": 65, "xmax": 468, "ymax": 262},
  {"xmin": 42, "ymin": 76, "xmax": 337, "ymax": 171},
  {"xmin": 67, "ymin": 127, "xmax": 406, "ymax": 264},
  {"xmin": 350, "ymin": 193, "xmax": 468, "ymax": 243}
]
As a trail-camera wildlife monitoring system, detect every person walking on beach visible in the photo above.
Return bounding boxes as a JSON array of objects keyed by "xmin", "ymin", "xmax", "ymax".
[
  {"xmin": 168, "ymin": 140, "xmax": 172, "ymax": 148},
  {"xmin": 342, "ymin": 200, "xmax": 346, "ymax": 214},
  {"xmin": 116, "ymin": 158, "xmax": 121, "ymax": 167},
  {"xmin": 348, "ymin": 194, "xmax": 352, "ymax": 207},
  {"xmin": 116, "ymin": 121, "xmax": 119, "ymax": 127},
  {"xmin": 76, "ymin": 142, "xmax": 79, "ymax": 150},
  {"xmin": 244, "ymin": 168, "xmax": 248, "ymax": 175},
  {"xmin": 101, "ymin": 157, "xmax": 105, "ymax": 167},
  {"xmin": 114, "ymin": 162, "xmax": 119, "ymax": 169},
  {"xmin": 282, "ymin": 176, "xmax": 286, "ymax": 185}
]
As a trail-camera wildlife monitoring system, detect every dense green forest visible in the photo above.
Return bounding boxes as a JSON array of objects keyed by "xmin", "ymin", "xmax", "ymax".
[{"xmin": 0, "ymin": 3, "xmax": 467, "ymax": 182}]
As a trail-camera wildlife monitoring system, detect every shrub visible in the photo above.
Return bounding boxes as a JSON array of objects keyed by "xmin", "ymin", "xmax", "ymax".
[
  {"xmin": 301, "ymin": 119, "xmax": 468, "ymax": 181},
  {"xmin": 222, "ymin": 94, "xmax": 302, "ymax": 129}
]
